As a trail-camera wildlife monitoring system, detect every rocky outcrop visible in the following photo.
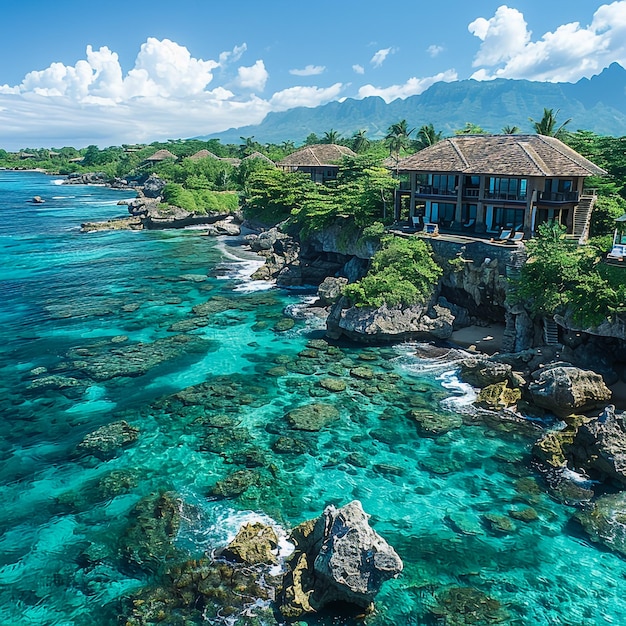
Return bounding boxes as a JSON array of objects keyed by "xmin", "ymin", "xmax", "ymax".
[
  {"xmin": 77, "ymin": 420, "xmax": 139, "ymax": 459},
  {"xmin": 64, "ymin": 172, "xmax": 108, "ymax": 185},
  {"xmin": 219, "ymin": 522, "xmax": 279, "ymax": 566},
  {"xmin": 527, "ymin": 365, "xmax": 611, "ymax": 417},
  {"xmin": 279, "ymin": 500, "xmax": 403, "ymax": 618},
  {"xmin": 326, "ymin": 297, "xmax": 454, "ymax": 343},
  {"xmin": 576, "ymin": 491, "xmax": 626, "ymax": 556}
]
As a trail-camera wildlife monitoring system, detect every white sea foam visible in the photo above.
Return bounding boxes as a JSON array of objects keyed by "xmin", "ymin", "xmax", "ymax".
[
  {"xmin": 438, "ymin": 369, "xmax": 477, "ymax": 410},
  {"xmin": 50, "ymin": 179, "xmax": 64, "ymax": 186}
]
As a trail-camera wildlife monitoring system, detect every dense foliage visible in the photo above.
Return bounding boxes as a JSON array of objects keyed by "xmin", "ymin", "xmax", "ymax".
[
  {"xmin": 343, "ymin": 236, "xmax": 443, "ymax": 308},
  {"xmin": 514, "ymin": 223, "xmax": 626, "ymax": 326},
  {"xmin": 161, "ymin": 184, "xmax": 238, "ymax": 215}
]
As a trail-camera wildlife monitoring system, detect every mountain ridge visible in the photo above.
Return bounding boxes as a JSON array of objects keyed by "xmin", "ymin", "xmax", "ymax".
[{"xmin": 201, "ymin": 63, "xmax": 626, "ymax": 144}]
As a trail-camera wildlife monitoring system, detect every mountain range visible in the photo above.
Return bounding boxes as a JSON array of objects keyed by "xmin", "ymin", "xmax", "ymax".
[{"xmin": 203, "ymin": 63, "xmax": 626, "ymax": 144}]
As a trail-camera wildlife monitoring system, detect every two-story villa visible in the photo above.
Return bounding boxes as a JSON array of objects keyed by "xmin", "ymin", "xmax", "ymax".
[{"xmin": 395, "ymin": 134, "xmax": 606, "ymax": 242}]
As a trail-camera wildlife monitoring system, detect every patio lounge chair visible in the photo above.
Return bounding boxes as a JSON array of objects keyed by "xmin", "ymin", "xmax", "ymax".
[
  {"xmin": 410, "ymin": 216, "xmax": 421, "ymax": 230},
  {"xmin": 491, "ymin": 228, "xmax": 512, "ymax": 243},
  {"xmin": 507, "ymin": 231, "xmax": 525, "ymax": 243},
  {"xmin": 607, "ymin": 244, "xmax": 626, "ymax": 261},
  {"xmin": 424, "ymin": 222, "xmax": 439, "ymax": 236}
]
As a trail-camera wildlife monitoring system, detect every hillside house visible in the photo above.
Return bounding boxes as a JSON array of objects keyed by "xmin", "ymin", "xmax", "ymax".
[
  {"xmin": 395, "ymin": 135, "xmax": 606, "ymax": 242},
  {"xmin": 277, "ymin": 144, "xmax": 356, "ymax": 183}
]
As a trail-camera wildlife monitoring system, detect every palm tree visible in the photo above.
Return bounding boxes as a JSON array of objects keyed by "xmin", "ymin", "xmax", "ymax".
[
  {"xmin": 529, "ymin": 108, "xmax": 571, "ymax": 138},
  {"xmin": 322, "ymin": 129, "xmax": 341, "ymax": 144},
  {"xmin": 414, "ymin": 123, "xmax": 443, "ymax": 151},
  {"xmin": 385, "ymin": 119, "xmax": 415, "ymax": 174},
  {"xmin": 239, "ymin": 136, "xmax": 261, "ymax": 157},
  {"xmin": 502, "ymin": 125, "xmax": 520, "ymax": 134},
  {"xmin": 351, "ymin": 129, "xmax": 370, "ymax": 153}
]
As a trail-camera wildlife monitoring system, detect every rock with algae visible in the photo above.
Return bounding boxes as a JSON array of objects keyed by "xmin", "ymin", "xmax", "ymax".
[
  {"xmin": 279, "ymin": 500, "xmax": 403, "ymax": 618},
  {"xmin": 429, "ymin": 586, "xmax": 510, "ymax": 625}
]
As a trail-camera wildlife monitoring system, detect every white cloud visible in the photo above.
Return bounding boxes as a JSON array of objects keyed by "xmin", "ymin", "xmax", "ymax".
[
  {"xmin": 236, "ymin": 60, "xmax": 268, "ymax": 90},
  {"xmin": 269, "ymin": 83, "xmax": 344, "ymax": 111},
  {"xmin": 219, "ymin": 43, "xmax": 247, "ymax": 66},
  {"xmin": 289, "ymin": 64, "xmax": 325, "ymax": 76},
  {"xmin": 352, "ymin": 64, "xmax": 365, "ymax": 74},
  {"xmin": 427, "ymin": 45, "xmax": 444, "ymax": 58},
  {"xmin": 370, "ymin": 47, "xmax": 395, "ymax": 68},
  {"xmin": 469, "ymin": 2, "xmax": 626, "ymax": 82},
  {"xmin": 357, "ymin": 70, "xmax": 458, "ymax": 103}
]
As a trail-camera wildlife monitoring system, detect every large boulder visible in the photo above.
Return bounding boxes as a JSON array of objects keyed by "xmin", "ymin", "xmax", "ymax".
[
  {"xmin": 219, "ymin": 522, "xmax": 279, "ymax": 566},
  {"xmin": 527, "ymin": 365, "xmax": 611, "ymax": 417},
  {"xmin": 326, "ymin": 298, "xmax": 454, "ymax": 343},
  {"xmin": 279, "ymin": 500, "xmax": 403, "ymax": 618},
  {"xmin": 142, "ymin": 174, "xmax": 166, "ymax": 198},
  {"xmin": 459, "ymin": 356, "xmax": 513, "ymax": 387},
  {"xmin": 576, "ymin": 491, "xmax": 626, "ymax": 556}
]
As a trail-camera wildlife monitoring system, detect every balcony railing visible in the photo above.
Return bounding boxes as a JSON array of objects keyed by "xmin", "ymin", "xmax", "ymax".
[
  {"xmin": 483, "ymin": 191, "xmax": 528, "ymax": 202},
  {"xmin": 538, "ymin": 191, "xmax": 579, "ymax": 203},
  {"xmin": 416, "ymin": 185, "xmax": 457, "ymax": 196}
]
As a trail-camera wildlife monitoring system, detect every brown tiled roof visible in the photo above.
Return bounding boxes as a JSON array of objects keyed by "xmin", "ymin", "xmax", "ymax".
[
  {"xmin": 188, "ymin": 149, "xmax": 220, "ymax": 160},
  {"xmin": 397, "ymin": 135, "xmax": 606, "ymax": 177},
  {"xmin": 243, "ymin": 151, "xmax": 275, "ymax": 165},
  {"xmin": 277, "ymin": 144, "xmax": 356, "ymax": 167},
  {"xmin": 145, "ymin": 149, "xmax": 177, "ymax": 162}
]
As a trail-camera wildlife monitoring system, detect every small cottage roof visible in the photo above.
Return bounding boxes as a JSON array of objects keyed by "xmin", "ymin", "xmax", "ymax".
[
  {"xmin": 188, "ymin": 149, "xmax": 220, "ymax": 160},
  {"xmin": 397, "ymin": 134, "xmax": 607, "ymax": 178},
  {"xmin": 243, "ymin": 151, "xmax": 275, "ymax": 165},
  {"xmin": 278, "ymin": 144, "xmax": 356, "ymax": 168},
  {"xmin": 144, "ymin": 149, "xmax": 177, "ymax": 162}
]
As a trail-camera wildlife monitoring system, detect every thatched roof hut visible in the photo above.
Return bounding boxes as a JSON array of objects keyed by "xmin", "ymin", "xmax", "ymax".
[
  {"xmin": 278, "ymin": 144, "xmax": 355, "ymax": 168},
  {"xmin": 397, "ymin": 135, "xmax": 606, "ymax": 177},
  {"xmin": 188, "ymin": 149, "xmax": 221, "ymax": 160},
  {"xmin": 243, "ymin": 151, "xmax": 275, "ymax": 166},
  {"xmin": 144, "ymin": 149, "xmax": 177, "ymax": 163}
]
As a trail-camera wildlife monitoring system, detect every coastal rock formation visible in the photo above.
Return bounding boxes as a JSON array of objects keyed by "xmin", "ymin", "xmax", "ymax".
[
  {"xmin": 326, "ymin": 297, "xmax": 454, "ymax": 343},
  {"xmin": 527, "ymin": 365, "xmax": 611, "ymax": 417},
  {"xmin": 460, "ymin": 356, "xmax": 513, "ymax": 387},
  {"xmin": 77, "ymin": 420, "xmax": 139, "ymax": 458},
  {"xmin": 576, "ymin": 491, "xmax": 626, "ymax": 556},
  {"xmin": 279, "ymin": 500, "xmax": 403, "ymax": 618},
  {"xmin": 219, "ymin": 522, "xmax": 279, "ymax": 566}
]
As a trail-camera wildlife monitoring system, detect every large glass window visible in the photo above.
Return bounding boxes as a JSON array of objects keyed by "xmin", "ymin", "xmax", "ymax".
[
  {"xmin": 428, "ymin": 174, "xmax": 457, "ymax": 195},
  {"xmin": 485, "ymin": 206, "xmax": 525, "ymax": 233},
  {"xmin": 429, "ymin": 202, "xmax": 455, "ymax": 226},
  {"xmin": 488, "ymin": 177, "xmax": 527, "ymax": 200}
]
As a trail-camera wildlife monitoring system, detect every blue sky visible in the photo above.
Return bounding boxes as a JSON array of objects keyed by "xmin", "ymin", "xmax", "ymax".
[{"xmin": 0, "ymin": 0, "xmax": 624, "ymax": 150}]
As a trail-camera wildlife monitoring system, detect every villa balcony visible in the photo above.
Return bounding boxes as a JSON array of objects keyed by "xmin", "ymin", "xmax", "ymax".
[
  {"xmin": 416, "ymin": 185, "xmax": 457, "ymax": 197},
  {"xmin": 483, "ymin": 191, "xmax": 528, "ymax": 202},
  {"xmin": 538, "ymin": 191, "xmax": 579, "ymax": 203}
]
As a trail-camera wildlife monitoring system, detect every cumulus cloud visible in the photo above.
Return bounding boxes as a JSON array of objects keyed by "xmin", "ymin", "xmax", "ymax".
[
  {"xmin": 269, "ymin": 83, "xmax": 344, "ymax": 111},
  {"xmin": 427, "ymin": 45, "xmax": 444, "ymax": 58},
  {"xmin": 289, "ymin": 64, "xmax": 325, "ymax": 76},
  {"xmin": 469, "ymin": 2, "xmax": 626, "ymax": 82},
  {"xmin": 352, "ymin": 64, "xmax": 365, "ymax": 74},
  {"xmin": 219, "ymin": 43, "xmax": 247, "ymax": 66},
  {"xmin": 236, "ymin": 60, "xmax": 268, "ymax": 90},
  {"xmin": 370, "ymin": 47, "xmax": 395, "ymax": 68},
  {"xmin": 357, "ymin": 70, "xmax": 458, "ymax": 103}
]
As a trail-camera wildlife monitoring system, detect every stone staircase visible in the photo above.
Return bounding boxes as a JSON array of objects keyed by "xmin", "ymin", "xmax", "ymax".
[
  {"xmin": 501, "ymin": 248, "xmax": 529, "ymax": 352},
  {"xmin": 569, "ymin": 195, "xmax": 595, "ymax": 244},
  {"xmin": 543, "ymin": 317, "xmax": 560, "ymax": 345}
]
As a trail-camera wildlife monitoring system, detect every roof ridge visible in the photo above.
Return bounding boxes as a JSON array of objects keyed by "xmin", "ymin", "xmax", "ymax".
[
  {"xmin": 535, "ymin": 134, "xmax": 606, "ymax": 174},
  {"xmin": 516, "ymin": 140, "xmax": 551, "ymax": 176},
  {"xmin": 449, "ymin": 137, "xmax": 470, "ymax": 170}
]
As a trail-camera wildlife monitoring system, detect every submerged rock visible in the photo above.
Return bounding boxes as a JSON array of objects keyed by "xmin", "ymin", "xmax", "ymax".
[
  {"xmin": 474, "ymin": 381, "xmax": 521, "ymax": 411},
  {"xmin": 576, "ymin": 492, "xmax": 626, "ymax": 556},
  {"xmin": 286, "ymin": 403, "xmax": 340, "ymax": 431},
  {"xmin": 429, "ymin": 586, "xmax": 509, "ymax": 625},
  {"xmin": 77, "ymin": 420, "xmax": 139, "ymax": 459},
  {"xmin": 279, "ymin": 500, "xmax": 403, "ymax": 618}
]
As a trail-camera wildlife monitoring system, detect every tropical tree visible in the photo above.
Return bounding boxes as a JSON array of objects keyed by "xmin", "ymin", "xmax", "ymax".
[
  {"xmin": 413, "ymin": 123, "xmax": 443, "ymax": 151},
  {"xmin": 529, "ymin": 108, "xmax": 571, "ymax": 138},
  {"xmin": 351, "ymin": 129, "xmax": 370, "ymax": 153},
  {"xmin": 455, "ymin": 122, "xmax": 487, "ymax": 135},
  {"xmin": 322, "ymin": 129, "xmax": 341, "ymax": 144},
  {"xmin": 502, "ymin": 125, "xmax": 520, "ymax": 134},
  {"xmin": 385, "ymin": 119, "xmax": 415, "ymax": 173},
  {"xmin": 239, "ymin": 136, "xmax": 261, "ymax": 157}
]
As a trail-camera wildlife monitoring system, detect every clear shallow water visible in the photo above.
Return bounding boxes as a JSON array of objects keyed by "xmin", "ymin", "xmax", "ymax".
[{"xmin": 1, "ymin": 170, "xmax": 625, "ymax": 625}]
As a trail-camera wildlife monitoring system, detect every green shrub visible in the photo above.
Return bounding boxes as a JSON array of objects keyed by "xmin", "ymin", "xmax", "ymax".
[{"xmin": 343, "ymin": 236, "xmax": 442, "ymax": 307}]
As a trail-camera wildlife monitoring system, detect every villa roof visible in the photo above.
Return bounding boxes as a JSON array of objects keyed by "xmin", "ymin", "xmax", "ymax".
[
  {"xmin": 144, "ymin": 149, "xmax": 177, "ymax": 162},
  {"xmin": 188, "ymin": 149, "xmax": 220, "ymax": 160},
  {"xmin": 243, "ymin": 151, "xmax": 275, "ymax": 165},
  {"xmin": 397, "ymin": 134, "xmax": 607, "ymax": 178},
  {"xmin": 278, "ymin": 144, "xmax": 356, "ymax": 168}
]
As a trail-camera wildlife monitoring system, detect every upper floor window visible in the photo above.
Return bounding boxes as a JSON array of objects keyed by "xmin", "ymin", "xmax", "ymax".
[{"xmin": 488, "ymin": 177, "xmax": 527, "ymax": 199}]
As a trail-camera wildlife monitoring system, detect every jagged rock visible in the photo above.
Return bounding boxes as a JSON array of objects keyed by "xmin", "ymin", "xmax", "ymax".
[
  {"xmin": 317, "ymin": 276, "xmax": 348, "ymax": 306},
  {"xmin": 474, "ymin": 381, "xmax": 521, "ymax": 410},
  {"xmin": 576, "ymin": 492, "xmax": 626, "ymax": 556},
  {"xmin": 279, "ymin": 500, "xmax": 402, "ymax": 618},
  {"xmin": 575, "ymin": 405, "xmax": 626, "ymax": 484},
  {"xmin": 527, "ymin": 365, "xmax": 612, "ymax": 417},
  {"xmin": 204, "ymin": 219, "xmax": 241, "ymax": 236},
  {"xmin": 459, "ymin": 356, "xmax": 513, "ymax": 387},
  {"xmin": 219, "ymin": 522, "xmax": 279, "ymax": 565},
  {"xmin": 142, "ymin": 174, "xmax": 166, "ymax": 198},
  {"xmin": 77, "ymin": 420, "xmax": 139, "ymax": 458},
  {"xmin": 326, "ymin": 297, "xmax": 455, "ymax": 343}
]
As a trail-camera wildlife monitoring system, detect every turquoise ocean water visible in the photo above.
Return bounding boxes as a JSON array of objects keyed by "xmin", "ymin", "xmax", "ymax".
[{"xmin": 1, "ymin": 170, "xmax": 625, "ymax": 625}]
